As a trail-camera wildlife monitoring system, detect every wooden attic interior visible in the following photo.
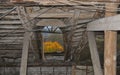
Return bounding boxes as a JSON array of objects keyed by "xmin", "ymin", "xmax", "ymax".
[{"xmin": 1, "ymin": 0, "xmax": 120, "ymax": 75}]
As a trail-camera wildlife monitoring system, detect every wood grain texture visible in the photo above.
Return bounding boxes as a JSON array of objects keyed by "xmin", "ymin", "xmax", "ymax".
[
  {"xmin": 87, "ymin": 32, "xmax": 103, "ymax": 75},
  {"xmin": 104, "ymin": 3, "xmax": 118, "ymax": 75},
  {"xmin": 20, "ymin": 32, "xmax": 30, "ymax": 75},
  {"xmin": 104, "ymin": 31, "xmax": 117, "ymax": 75}
]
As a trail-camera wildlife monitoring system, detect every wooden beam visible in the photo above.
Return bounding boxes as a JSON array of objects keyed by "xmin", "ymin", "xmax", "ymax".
[
  {"xmin": 62, "ymin": 31, "xmax": 69, "ymax": 61},
  {"xmin": 20, "ymin": 32, "xmax": 30, "ymax": 75},
  {"xmin": 31, "ymin": 31, "xmax": 44, "ymax": 60},
  {"xmin": 72, "ymin": 65, "xmax": 76, "ymax": 75},
  {"xmin": 104, "ymin": 3, "xmax": 118, "ymax": 75},
  {"xmin": 104, "ymin": 31, "xmax": 117, "ymax": 75},
  {"xmin": 0, "ymin": 62, "xmax": 72, "ymax": 67},
  {"xmin": 87, "ymin": 32, "xmax": 103, "ymax": 75},
  {"xmin": 36, "ymin": 19, "xmax": 66, "ymax": 27},
  {"xmin": 17, "ymin": 6, "xmax": 41, "ymax": 75},
  {"xmin": 0, "ymin": 30, "xmax": 24, "ymax": 33},
  {"xmin": 10, "ymin": 0, "xmax": 120, "ymax": 5},
  {"xmin": 41, "ymin": 35, "xmax": 45, "ymax": 61},
  {"xmin": 0, "ymin": 39, "xmax": 22, "ymax": 43},
  {"xmin": 1, "ymin": 1, "xmax": 120, "ymax": 7},
  {"xmin": 87, "ymin": 14, "xmax": 120, "ymax": 31},
  {"xmin": 0, "ymin": 6, "xmax": 17, "ymax": 19},
  {"xmin": 17, "ymin": 6, "xmax": 43, "ymax": 61},
  {"xmin": 0, "ymin": 21, "xmax": 21, "ymax": 25},
  {"xmin": 30, "ymin": 12, "xmax": 95, "ymax": 19}
]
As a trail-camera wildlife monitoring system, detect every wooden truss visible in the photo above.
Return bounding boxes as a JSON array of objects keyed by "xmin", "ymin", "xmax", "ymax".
[{"xmin": 0, "ymin": 1, "xmax": 119, "ymax": 75}]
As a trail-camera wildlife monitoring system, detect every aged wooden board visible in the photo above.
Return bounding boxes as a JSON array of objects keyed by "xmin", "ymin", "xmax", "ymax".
[
  {"xmin": 104, "ymin": 31, "xmax": 117, "ymax": 75},
  {"xmin": 10, "ymin": 0, "xmax": 120, "ymax": 5},
  {"xmin": 104, "ymin": 3, "xmax": 118, "ymax": 75},
  {"xmin": 20, "ymin": 32, "xmax": 30, "ymax": 75},
  {"xmin": 87, "ymin": 14, "xmax": 120, "ymax": 31},
  {"xmin": 30, "ymin": 12, "xmax": 95, "ymax": 19},
  {"xmin": 87, "ymin": 32, "xmax": 103, "ymax": 75}
]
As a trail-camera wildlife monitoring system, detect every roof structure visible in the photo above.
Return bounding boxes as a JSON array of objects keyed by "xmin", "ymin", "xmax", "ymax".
[{"xmin": 0, "ymin": 0, "xmax": 120, "ymax": 75}]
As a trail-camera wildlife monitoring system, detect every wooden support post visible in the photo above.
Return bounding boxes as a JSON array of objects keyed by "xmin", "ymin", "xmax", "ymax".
[
  {"xmin": 60, "ymin": 28, "xmax": 70, "ymax": 61},
  {"xmin": 104, "ymin": 31, "xmax": 117, "ymax": 75},
  {"xmin": 17, "ymin": 6, "xmax": 44, "ymax": 61},
  {"xmin": 42, "ymin": 35, "xmax": 45, "ymax": 61},
  {"xmin": 87, "ymin": 32, "xmax": 103, "ymax": 75},
  {"xmin": 20, "ymin": 32, "xmax": 30, "ymax": 75},
  {"xmin": 62, "ymin": 32, "xmax": 69, "ymax": 61},
  {"xmin": 104, "ymin": 3, "xmax": 118, "ymax": 75},
  {"xmin": 72, "ymin": 65, "xmax": 76, "ymax": 75},
  {"xmin": 17, "ymin": 6, "xmax": 46, "ymax": 75}
]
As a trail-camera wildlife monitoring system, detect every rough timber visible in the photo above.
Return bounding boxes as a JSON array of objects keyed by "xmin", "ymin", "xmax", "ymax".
[{"xmin": 0, "ymin": 0, "xmax": 120, "ymax": 75}]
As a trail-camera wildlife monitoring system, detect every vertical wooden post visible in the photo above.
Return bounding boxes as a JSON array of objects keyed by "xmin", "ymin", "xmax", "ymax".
[
  {"xmin": 87, "ymin": 32, "xmax": 103, "ymax": 75},
  {"xmin": 17, "ymin": 6, "xmax": 43, "ymax": 75},
  {"xmin": 104, "ymin": 3, "xmax": 118, "ymax": 75},
  {"xmin": 72, "ymin": 65, "xmax": 76, "ymax": 75},
  {"xmin": 86, "ymin": 65, "xmax": 88, "ymax": 75},
  {"xmin": 42, "ymin": 35, "xmax": 46, "ymax": 61},
  {"xmin": 20, "ymin": 32, "xmax": 30, "ymax": 75},
  {"xmin": 104, "ymin": 31, "xmax": 117, "ymax": 75},
  {"xmin": 60, "ymin": 28, "xmax": 70, "ymax": 61},
  {"xmin": 63, "ymin": 32, "xmax": 69, "ymax": 61},
  {"xmin": 34, "ymin": 27, "xmax": 45, "ymax": 61}
]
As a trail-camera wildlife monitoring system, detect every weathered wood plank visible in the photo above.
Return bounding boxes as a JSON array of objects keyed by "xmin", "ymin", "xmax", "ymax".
[
  {"xmin": 104, "ymin": 3, "xmax": 118, "ymax": 75},
  {"xmin": 72, "ymin": 65, "xmax": 76, "ymax": 75},
  {"xmin": 0, "ymin": 34, "xmax": 23, "ymax": 37},
  {"xmin": 0, "ymin": 25, "xmax": 23, "ymax": 29},
  {"xmin": 30, "ymin": 12, "xmax": 95, "ymax": 19},
  {"xmin": 0, "ymin": 39, "xmax": 23, "ymax": 43},
  {"xmin": 36, "ymin": 19, "xmax": 66, "ymax": 27},
  {"xmin": 17, "ymin": 6, "xmax": 43, "ymax": 62},
  {"xmin": 104, "ymin": 31, "xmax": 117, "ymax": 75},
  {"xmin": 87, "ymin": 32, "xmax": 103, "ymax": 75},
  {"xmin": 0, "ymin": 37, "xmax": 23, "ymax": 40},
  {"xmin": 0, "ymin": 21, "xmax": 21, "ymax": 24},
  {"xmin": 10, "ymin": 0, "xmax": 120, "ymax": 5},
  {"xmin": 87, "ymin": 14, "xmax": 120, "ymax": 31},
  {"xmin": 20, "ymin": 32, "xmax": 30, "ymax": 75},
  {"xmin": 41, "ymin": 35, "xmax": 45, "ymax": 61},
  {"xmin": 3, "ymin": 15, "xmax": 19, "ymax": 19}
]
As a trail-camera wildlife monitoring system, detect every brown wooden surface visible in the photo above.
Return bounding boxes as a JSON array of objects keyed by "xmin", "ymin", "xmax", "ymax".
[
  {"xmin": 20, "ymin": 32, "xmax": 30, "ymax": 75},
  {"xmin": 87, "ymin": 32, "xmax": 103, "ymax": 75},
  {"xmin": 104, "ymin": 3, "xmax": 118, "ymax": 75},
  {"xmin": 104, "ymin": 31, "xmax": 117, "ymax": 75},
  {"xmin": 10, "ymin": 0, "xmax": 120, "ymax": 4},
  {"xmin": 72, "ymin": 65, "xmax": 76, "ymax": 75}
]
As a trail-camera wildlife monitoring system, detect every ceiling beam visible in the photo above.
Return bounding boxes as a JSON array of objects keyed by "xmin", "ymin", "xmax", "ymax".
[
  {"xmin": 30, "ymin": 12, "xmax": 95, "ymax": 19},
  {"xmin": 87, "ymin": 14, "xmax": 120, "ymax": 31}
]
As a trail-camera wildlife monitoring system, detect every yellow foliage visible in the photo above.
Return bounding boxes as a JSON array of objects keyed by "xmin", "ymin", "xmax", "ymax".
[{"xmin": 44, "ymin": 41, "xmax": 64, "ymax": 53}]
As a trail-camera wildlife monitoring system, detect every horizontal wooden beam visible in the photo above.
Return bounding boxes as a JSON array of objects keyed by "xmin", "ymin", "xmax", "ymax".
[
  {"xmin": 87, "ymin": 14, "xmax": 120, "ymax": 31},
  {"xmin": 0, "ymin": 34, "xmax": 23, "ymax": 37},
  {"xmin": 0, "ymin": 39, "xmax": 22, "ymax": 43},
  {"xmin": 2, "ymin": 15, "xmax": 19, "ymax": 19},
  {"xmin": 30, "ymin": 12, "xmax": 95, "ymax": 19},
  {"xmin": 0, "ymin": 62, "xmax": 72, "ymax": 67},
  {"xmin": 9, "ymin": 0, "xmax": 119, "ymax": 6},
  {"xmin": 0, "ymin": 30, "xmax": 24, "ymax": 33},
  {"xmin": 0, "ymin": 21, "xmax": 21, "ymax": 25},
  {"xmin": 0, "ymin": 37, "xmax": 23, "ymax": 40}
]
